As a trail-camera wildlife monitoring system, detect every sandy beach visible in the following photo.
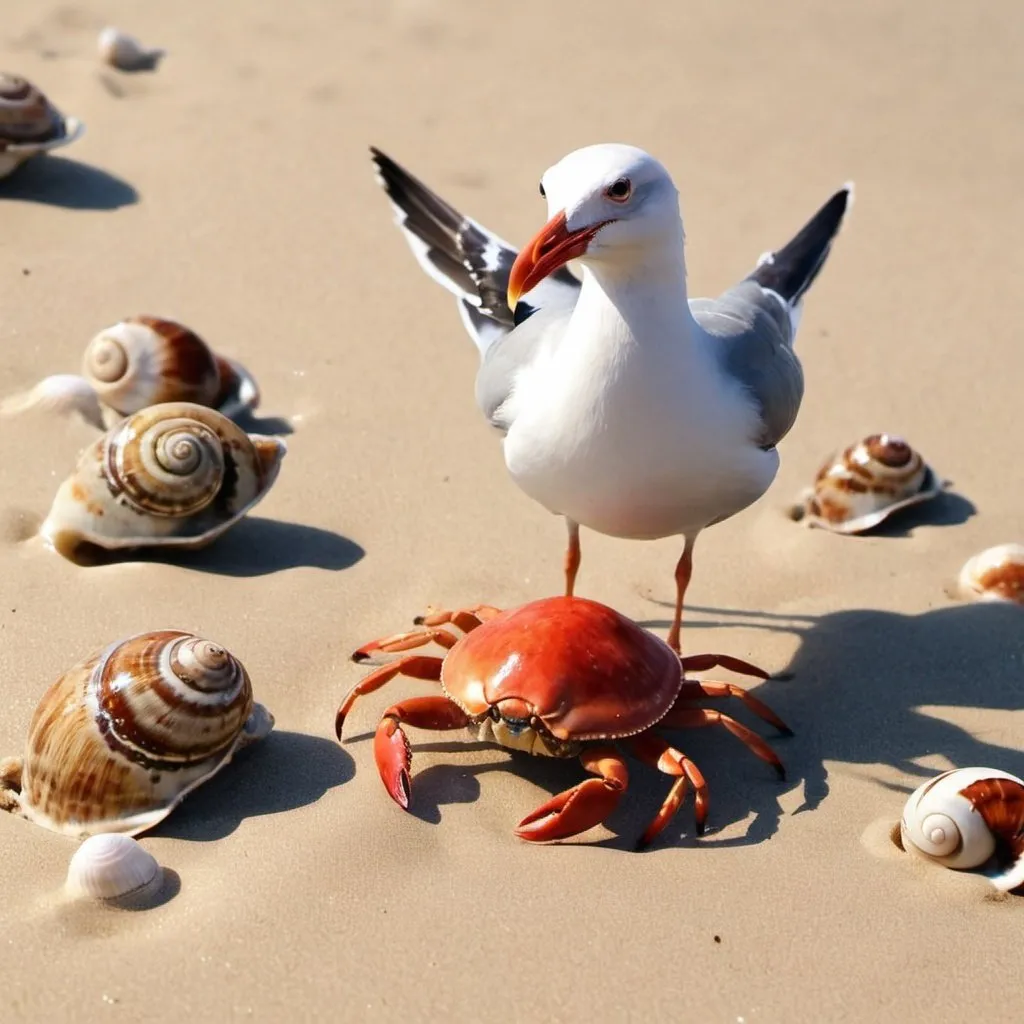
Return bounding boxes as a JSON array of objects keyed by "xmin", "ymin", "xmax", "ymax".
[{"xmin": 2, "ymin": 1, "xmax": 1023, "ymax": 1020}]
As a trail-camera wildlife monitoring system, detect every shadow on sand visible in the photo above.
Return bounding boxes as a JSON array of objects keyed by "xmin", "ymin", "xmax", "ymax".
[
  {"xmin": 64, "ymin": 516, "xmax": 365, "ymax": 577},
  {"xmin": 0, "ymin": 156, "xmax": 138, "ymax": 210},
  {"xmin": 155, "ymin": 731, "xmax": 354, "ymax": 843}
]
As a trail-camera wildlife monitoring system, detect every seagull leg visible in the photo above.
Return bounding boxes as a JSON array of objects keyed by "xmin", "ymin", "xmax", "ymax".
[
  {"xmin": 666, "ymin": 535, "xmax": 695, "ymax": 654},
  {"xmin": 564, "ymin": 518, "xmax": 581, "ymax": 597}
]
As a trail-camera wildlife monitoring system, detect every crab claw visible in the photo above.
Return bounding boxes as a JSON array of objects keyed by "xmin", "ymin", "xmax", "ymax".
[
  {"xmin": 374, "ymin": 715, "xmax": 412, "ymax": 809},
  {"xmin": 514, "ymin": 748, "xmax": 628, "ymax": 843}
]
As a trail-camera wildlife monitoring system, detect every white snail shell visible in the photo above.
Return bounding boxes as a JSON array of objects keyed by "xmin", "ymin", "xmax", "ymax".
[
  {"xmin": 800, "ymin": 434, "xmax": 944, "ymax": 534},
  {"xmin": 0, "ymin": 316, "xmax": 260, "ymax": 430},
  {"xmin": 900, "ymin": 767, "xmax": 1024, "ymax": 891},
  {"xmin": 98, "ymin": 28, "xmax": 166, "ymax": 72},
  {"xmin": 40, "ymin": 401, "xmax": 286, "ymax": 562},
  {"xmin": 0, "ymin": 631, "xmax": 274, "ymax": 838},
  {"xmin": 67, "ymin": 834, "xmax": 160, "ymax": 900},
  {"xmin": 958, "ymin": 544, "xmax": 1024, "ymax": 606},
  {"xmin": 0, "ymin": 73, "xmax": 85, "ymax": 180}
]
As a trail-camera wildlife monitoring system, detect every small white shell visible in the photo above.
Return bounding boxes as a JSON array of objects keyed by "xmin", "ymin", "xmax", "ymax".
[
  {"xmin": 66, "ymin": 834, "xmax": 160, "ymax": 900},
  {"xmin": 98, "ymin": 27, "xmax": 166, "ymax": 72},
  {"xmin": 958, "ymin": 544, "xmax": 1024, "ymax": 606},
  {"xmin": 798, "ymin": 433, "xmax": 945, "ymax": 534},
  {"xmin": 900, "ymin": 767, "xmax": 1024, "ymax": 892}
]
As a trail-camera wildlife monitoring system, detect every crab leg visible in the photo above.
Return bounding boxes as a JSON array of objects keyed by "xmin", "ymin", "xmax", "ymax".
[
  {"xmin": 673, "ymin": 680, "xmax": 793, "ymax": 735},
  {"xmin": 335, "ymin": 655, "xmax": 444, "ymax": 738},
  {"xmin": 515, "ymin": 746, "xmax": 628, "ymax": 843},
  {"xmin": 680, "ymin": 653, "xmax": 770, "ymax": 682},
  {"xmin": 662, "ymin": 707, "xmax": 786, "ymax": 779},
  {"xmin": 413, "ymin": 605, "xmax": 503, "ymax": 630},
  {"xmin": 627, "ymin": 733, "xmax": 709, "ymax": 848},
  {"xmin": 351, "ymin": 627, "xmax": 461, "ymax": 663},
  {"xmin": 374, "ymin": 697, "xmax": 472, "ymax": 808}
]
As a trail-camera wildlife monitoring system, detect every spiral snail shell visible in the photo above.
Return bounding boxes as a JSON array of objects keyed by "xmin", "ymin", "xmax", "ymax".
[
  {"xmin": 0, "ymin": 316, "xmax": 260, "ymax": 430},
  {"xmin": 798, "ymin": 434, "xmax": 945, "ymax": 534},
  {"xmin": 958, "ymin": 544, "xmax": 1024, "ymax": 606},
  {"xmin": 40, "ymin": 402, "xmax": 287, "ymax": 563},
  {"xmin": 900, "ymin": 767, "xmax": 1024, "ymax": 893},
  {"xmin": 0, "ymin": 631, "xmax": 274, "ymax": 838},
  {"xmin": 0, "ymin": 73, "xmax": 85, "ymax": 180}
]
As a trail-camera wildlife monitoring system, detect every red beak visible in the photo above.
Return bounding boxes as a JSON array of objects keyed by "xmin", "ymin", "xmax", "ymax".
[{"xmin": 506, "ymin": 211, "xmax": 609, "ymax": 311}]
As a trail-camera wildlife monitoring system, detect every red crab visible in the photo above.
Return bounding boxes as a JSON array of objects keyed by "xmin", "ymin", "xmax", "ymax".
[{"xmin": 335, "ymin": 596, "xmax": 792, "ymax": 848}]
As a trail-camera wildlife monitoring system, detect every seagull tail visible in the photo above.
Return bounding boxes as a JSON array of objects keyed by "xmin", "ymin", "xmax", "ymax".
[{"xmin": 748, "ymin": 182, "xmax": 854, "ymax": 311}]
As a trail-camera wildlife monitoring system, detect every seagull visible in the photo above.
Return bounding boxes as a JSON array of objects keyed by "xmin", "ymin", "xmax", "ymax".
[{"xmin": 369, "ymin": 142, "xmax": 852, "ymax": 664}]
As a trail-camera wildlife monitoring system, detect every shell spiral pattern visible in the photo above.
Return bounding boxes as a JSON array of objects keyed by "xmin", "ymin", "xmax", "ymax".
[
  {"xmin": 82, "ymin": 317, "xmax": 253, "ymax": 419},
  {"xmin": 0, "ymin": 631, "xmax": 274, "ymax": 837},
  {"xmin": 105, "ymin": 408, "xmax": 226, "ymax": 517},
  {"xmin": 801, "ymin": 433, "xmax": 943, "ymax": 534},
  {"xmin": 40, "ymin": 401, "xmax": 287, "ymax": 561},
  {"xmin": 900, "ymin": 767, "xmax": 1024, "ymax": 892}
]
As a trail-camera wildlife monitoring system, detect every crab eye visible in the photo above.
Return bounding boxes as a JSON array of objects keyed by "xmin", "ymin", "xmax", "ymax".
[
  {"xmin": 605, "ymin": 177, "xmax": 632, "ymax": 202},
  {"xmin": 538, "ymin": 181, "xmax": 546, "ymax": 198}
]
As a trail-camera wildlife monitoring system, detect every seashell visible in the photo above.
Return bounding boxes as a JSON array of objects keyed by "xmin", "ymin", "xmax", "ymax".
[
  {"xmin": 0, "ymin": 316, "xmax": 260, "ymax": 430},
  {"xmin": 98, "ymin": 27, "xmax": 166, "ymax": 72},
  {"xmin": 40, "ymin": 401, "xmax": 286, "ymax": 562},
  {"xmin": 0, "ymin": 630, "xmax": 273, "ymax": 838},
  {"xmin": 798, "ymin": 433, "xmax": 946, "ymax": 534},
  {"xmin": 900, "ymin": 767, "xmax": 1024, "ymax": 892},
  {"xmin": 66, "ymin": 834, "xmax": 160, "ymax": 900},
  {"xmin": 958, "ymin": 544, "xmax": 1024, "ymax": 606},
  {"xmin": 0, "ymin": 73, "xmax": 85, "ymax": 181}
]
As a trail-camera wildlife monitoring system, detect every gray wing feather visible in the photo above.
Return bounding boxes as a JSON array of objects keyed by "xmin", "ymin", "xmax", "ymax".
[
  {"xmin": 474, "ymin": 304, "xmax": 575, "ymax": 433},
  {"xmin": 691, "ymin": 280, "xmax": 804, "ymax": 450}
]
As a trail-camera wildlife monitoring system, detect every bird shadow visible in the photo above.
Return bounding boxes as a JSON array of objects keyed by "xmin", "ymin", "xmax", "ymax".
[
  {"xmin": 0, "ymin": 156, "xmax": 139, "ymax": 210},
  {"xmin": 69, "ymin": 517, "xmax": 365, "ymax": 576},
  {"xmin": 341, "ymin": 601, "xmax": 1024, "ymax": 852},
  {"xmin": 154, "ymin": 731, "xmax": 354, "ymax": 843}
]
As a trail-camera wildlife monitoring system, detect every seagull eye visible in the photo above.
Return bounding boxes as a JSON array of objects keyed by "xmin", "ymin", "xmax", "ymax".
[
  {"xmin": 538, "ymin": 181, "xmax": 546, "ymax": 198},
  {"xmin": 605, "ymin": 178, "xmax": 632, "ymax": 202}
]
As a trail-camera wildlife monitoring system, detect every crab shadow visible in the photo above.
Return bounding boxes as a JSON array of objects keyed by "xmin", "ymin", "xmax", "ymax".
[
  {"xmin": 154, "ymin": 730, "xmax": 354, "ymax": 842},
  {"xmin": 89, "ymin": 517, "xmax": 365, "ymax": 576},
  {"xmin": 0, "ymin": 156, "xmax": 138, "ymax": 210},
  {"xmin": 344, "ymin": 601, "xmax": 1024, "ymax": 851}
]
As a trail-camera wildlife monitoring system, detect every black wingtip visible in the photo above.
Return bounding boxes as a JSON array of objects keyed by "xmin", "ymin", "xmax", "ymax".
[{"xmin": 748, "ymin": 182, "xmax": 854, "ymax": 306}]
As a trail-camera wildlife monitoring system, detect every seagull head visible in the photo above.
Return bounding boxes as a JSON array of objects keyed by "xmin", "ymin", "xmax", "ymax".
[{"xmin": 507, "ymin": 143, "xmax": 681, "ymax": 309}]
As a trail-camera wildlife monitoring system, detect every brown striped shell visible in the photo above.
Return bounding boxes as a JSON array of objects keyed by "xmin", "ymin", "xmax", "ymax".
[
  {"xmin": 958, "ymin": 544, "xmax": 1024, "ymax": 606},
  {"xmin": 83, "ymin": 317, "xmax": 260, "ymax": 425},
  {"xmin": 40, "ymin": 402, "xmax": 287, "ymax": 562},
  {"xmin": 0, "ymin": 316, "xmax": 260, "ymax": 431},
  {"xmin": 0, "ymin": 631, "xmax": 274, "ymax": 838},
  {"xmin": 0, "ymin": 74, "xmax": 84, "ymax": 179},
  {"xmin": 800, "ymin": 434, "xmax": 945, "ymax": 534}
]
